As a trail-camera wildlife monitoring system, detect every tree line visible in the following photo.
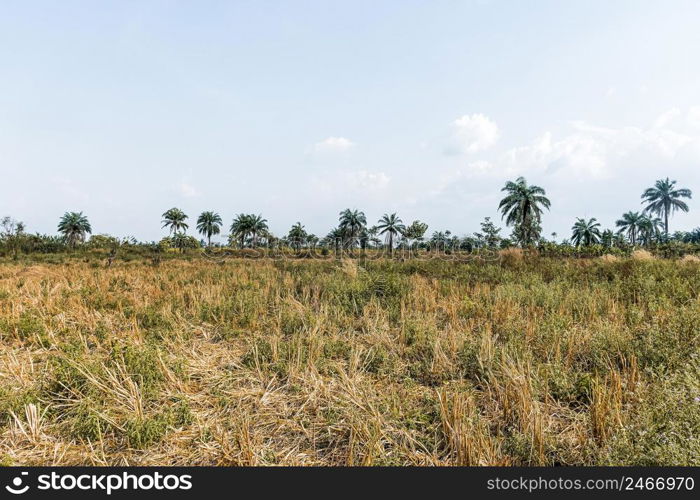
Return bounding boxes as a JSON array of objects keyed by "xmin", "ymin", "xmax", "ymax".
[{"xmin": 1, "ymin": 177, "xmax": 696, "ymax": 256}]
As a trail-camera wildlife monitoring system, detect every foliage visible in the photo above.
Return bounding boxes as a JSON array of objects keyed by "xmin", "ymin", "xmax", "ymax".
[
  {"xmin": 499, "ymin": 177, "xmax": 551, "ymax": 246},
  {"xmin": 571, "ymin": 217, "xmax": 602, "ymax": 247},
  {"xmin": 338, "ymin": 209, "xmax": 367, "ymax": 249},
  {"xmin": 196, "ymin": 211, "xmax": 222, "ymax": 247},
  {"xmin": 161, "ymin": 208, "xmax": 189, "ymax": 235},
  {"xmin": 641, "ymin": 177, "xmax": 692, "ymax": 235},
  {"xmin": 57, "ymin": 212, "xmax": 92, "ymax": 247},
  {"xmin": 376, "ymin": 213, "xmax": 405, "ymax": 254},
  {"xmin": 1, "ymin": 255, "xmax": 699, "ymax": 465},
  {"xmin": 230, "ymin": 214, "xmax": 269, "ymax": 248}
]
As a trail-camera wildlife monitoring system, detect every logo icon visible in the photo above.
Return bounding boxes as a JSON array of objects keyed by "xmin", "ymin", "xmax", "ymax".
[{"xmin": 5, "ymin": 472, "xmax": 29, "ymax": 495}]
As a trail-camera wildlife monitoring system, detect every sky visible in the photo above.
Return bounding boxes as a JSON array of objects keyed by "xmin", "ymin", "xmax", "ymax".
[{"xmin": 2, "ymin": 0, "xmax": 700, "ymax": 243}]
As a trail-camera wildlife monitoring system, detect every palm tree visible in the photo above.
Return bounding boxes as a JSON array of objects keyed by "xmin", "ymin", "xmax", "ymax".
[
  {"xmin": 498, "ymin": 177, "xmax": 551, "ymax": 246},
  {"xmin": 430, "ymin": 231, "xmax": 448, "ymax": 252},
  {"xmin": 376, "ymin": 213, "xmax": 405, "ymax": 255},
  {"xmin": 601, "ymin": 229, "xmax": 615, "ymax": 248},
  {"xmin": 248, "ymin": 214, "xmax": 268, "ymax": 247},
  {"xmin": 306, "ymin": 234, "xmax": 319, "ymax": 248},
  {"xmin": 363, "ymin": 226, "xmax": 378, "ymax": 248},
  {"xmin": 338, "ymin": 209, "xmax": 367, "ymax": 250},
  {"xmin": 325, "ymin": 227, "xmax": 344, "ymax": 254},
  {"xmin": 639, "ymin": 215, "xmax": 664, "ymax": 246},
  {"xmin": 58, "ymin": 212, "xmax": 92, "ymax": 247},
  {"xmin": 288, "ymin": 222, "xmax": 307, "ymax": 251},
  {"xmin": 230, "ymin": 214, "xmax": 251, "ymax": 248},
  {"xmin": 683, "ymin": 227, "xmax": 700, "ymax": 244},
  {"xmin": 196, "ymin": 211, "xmax": 222, "ymax": 247},
  {"xmin": 615, "ymin": 211, "xmax": 645, "ymax": 246},
  {"xmin": 161, "ymin": 208, "xmax": 189, "ymax": 235},
  {"xmin": 358, "ymin": 226, "xmax": 370, "ymax": 253},
  {"xmin": 641, "ymin": 178, "xmax": 692, "ymax": 236},
  {"xmin": 571, "ymin": 217, "xmax": 601, "ymax": 247}
]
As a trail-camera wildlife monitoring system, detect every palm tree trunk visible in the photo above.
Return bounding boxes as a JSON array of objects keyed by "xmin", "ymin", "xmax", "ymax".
[{"xmin": 389, "ymin": 233, "xmax": 393, "ymax": 256}]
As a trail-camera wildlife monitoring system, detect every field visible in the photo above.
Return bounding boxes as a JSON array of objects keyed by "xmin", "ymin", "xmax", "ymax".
[{"xmin": 0, "ymin": 252, "xmax": 699, "ymax": 465}]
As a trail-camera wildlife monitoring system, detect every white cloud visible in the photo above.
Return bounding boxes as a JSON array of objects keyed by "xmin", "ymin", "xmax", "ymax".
[
  {"xmin": 426, "ymin": 160, "xmax": 492, "ymax": 197},
  {"xmin": 409, "ymin": 109, "xmax": 700, "ymax": 239},
  {"xmin": 653, "ymin": 107, "xmax": 681, "ymax": 128},
  {"xmin": 346, "ymin": 169, "xmax": 390, "ymax": 190},
  {"xmin": 488, "ymin": 118, "xmax": 696, "ymax": 181},
  {"xmin": 446, "ymin": 113, "xmax": 499, "ymax": 154},
  {"xmin": 176, "ymin": 180, "xmax": 200, "ymax": 198},
  {"xmin": 687, "ymin": 106, "xmax": 700, "ymax": 129},
  {"xmin": 313, "ymin": 136, "xmax": 355, "ymax": 153},
  {"xmin": 502, "ymin": 128, "xmax": 608, "ymax": 178},
  {"xmin": 309, "ymin": 169, "xmax": 390, "ymax": 201}
]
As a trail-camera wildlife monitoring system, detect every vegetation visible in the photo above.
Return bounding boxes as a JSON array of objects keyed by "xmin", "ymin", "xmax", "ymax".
[
  {"xmin": 571, "ymin": 218, "xmax": 602, "ymax": 247},
  {"xmin": 498, "ymin": 176, "xmax": 551, "ymax": 246},
  {"xmin": 57, "ymin": 212, "xmax": 92, "ymax": 248},
  {"xmin": 339, "ymin": 209, "xmax": 367, "ymax": 250},
  {"xmin": 2, "ymin": 177, "xmax": 694, "ymax": 257},
  {"xmin": 0, "ymin": 176, "xmax": 698, "ymax": 465},
  {"xmin": 376, "ymin": 213, "xmax": 405, "ymax": 255},
  {"xmin": 229, "ymin": 214, "xmax": 270, "ymax": 248},
  {"xmin": 196, "ymin": 211, "xmax": 222, "ymax": 247},
  {"xmin": 641, "ymin": 177, "xmax": 692, "ymax": 236},
  {"xmin": 161, "ymin": 208, "xmax": 189, "ymax": 236},
  {"xmin": 0, "ymin": 254, "xmax": 698, "ymax": 465}
]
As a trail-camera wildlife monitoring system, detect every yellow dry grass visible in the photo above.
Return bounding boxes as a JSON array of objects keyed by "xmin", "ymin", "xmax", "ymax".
[{"xmin": 0, "ymin": 255, "xmax": 698, "ymax": 465}]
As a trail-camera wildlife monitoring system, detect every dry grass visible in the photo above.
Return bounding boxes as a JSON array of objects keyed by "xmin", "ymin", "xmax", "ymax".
[
  {"xmin": 0, "ymin": 256, "xmax": 698, "ymax": 465},
  {"xmin": 498, "ymin": 248, "xmax": 524, "ymax": 266},
  {"xmin": 680, "ymin": 254, "xmax": 700, "ymax": 264},
  {"xmin": 631, "ymin": 249, "xmax": 655, "ymax": 261}
]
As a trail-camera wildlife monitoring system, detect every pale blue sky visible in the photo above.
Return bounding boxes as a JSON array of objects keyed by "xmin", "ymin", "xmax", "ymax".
[{"xmin": 2, "ymin": 0, "xmax": 700, "ymax": 242}]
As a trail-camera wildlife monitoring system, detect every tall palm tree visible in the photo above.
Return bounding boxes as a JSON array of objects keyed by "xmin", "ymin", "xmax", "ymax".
[
  {"xmin": 58, "ymin": 211, "xmax": 92, "ymax": 247},
  {"xmin": 615, "ymin": 211, "xmax": 645, "ymax": 246},
  {"xmin": 161, "ymin": 208, "xmax": 189, "ymax": 235},
  {"xmin": 338, "ymin": 209, "xmax": 367, "ymax": 250},
  {"xmin": 498, "ymin": 177, "xmax": 551, "ymax": 246},
  {"xmin": 571, "ymin": 217, "xmax": 601, "ymax": 247},
  {"xmin": 196, "ymin": 211, "xmax": 222, "ymax": 247},
  {"xmin": 376, "ymin": 213, "xmax": 405, "ymax": 255},
  {"xmin": 641, "ymin": 178, "xmax": 692, "ymax": 236}
]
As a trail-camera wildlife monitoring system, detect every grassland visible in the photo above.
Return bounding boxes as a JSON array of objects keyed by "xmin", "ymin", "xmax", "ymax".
[{"xmin": 0, "ymin": 252, "xmax": 699, "ymax": 465}]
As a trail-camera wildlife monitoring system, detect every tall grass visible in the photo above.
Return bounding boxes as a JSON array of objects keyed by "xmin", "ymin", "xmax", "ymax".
[{"xmin": 0, "ymin": 255, "xmax": 698, "ymax": 465}]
